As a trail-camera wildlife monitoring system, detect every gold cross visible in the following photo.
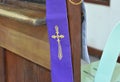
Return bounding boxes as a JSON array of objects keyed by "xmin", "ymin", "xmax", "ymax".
[{"xmin": 51, "ymin": 25, "xmax": 64, "ymax": 60}]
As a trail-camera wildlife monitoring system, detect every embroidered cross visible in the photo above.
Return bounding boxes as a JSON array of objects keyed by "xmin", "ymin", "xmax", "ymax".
[{"xmin": 51, "ymin": 25, "xmax": 64, "ymax": 60}]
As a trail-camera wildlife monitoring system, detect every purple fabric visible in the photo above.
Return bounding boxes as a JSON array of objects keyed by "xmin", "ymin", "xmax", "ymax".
[{"xmin": 46, "ymin": 0, "xmax": 74, "ymax": 82}]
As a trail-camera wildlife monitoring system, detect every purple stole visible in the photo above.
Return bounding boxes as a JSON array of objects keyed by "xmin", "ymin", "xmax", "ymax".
[{"xmin": 46, "ymin": 0, "xmax": 74, "ymax": 82}]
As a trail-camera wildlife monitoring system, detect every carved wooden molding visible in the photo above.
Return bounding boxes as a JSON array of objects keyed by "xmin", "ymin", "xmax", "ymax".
[{"xmin": 0, "ymin": 4, "xmax": 46, "ymax": 26}]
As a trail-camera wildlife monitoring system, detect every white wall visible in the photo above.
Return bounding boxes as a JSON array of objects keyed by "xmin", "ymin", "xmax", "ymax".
[{"xmin": 85, "ymin": 0, "xmax": 120, "ymax": 50}]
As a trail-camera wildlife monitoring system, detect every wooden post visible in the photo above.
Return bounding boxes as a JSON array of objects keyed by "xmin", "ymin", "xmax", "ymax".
[{"xmin": 67, "ymin": 0, "xmax": 81, "ymax": 82}]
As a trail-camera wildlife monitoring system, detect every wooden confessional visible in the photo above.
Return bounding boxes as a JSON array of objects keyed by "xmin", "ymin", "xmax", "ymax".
[{"xmin": 0, "ymin": 0, "xmax": 81, "ymax": 82}]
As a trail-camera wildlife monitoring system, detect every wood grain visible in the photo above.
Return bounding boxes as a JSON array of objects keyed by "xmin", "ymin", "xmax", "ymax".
[
  {"xmin": 5, "ymin": 50, "xmax": 51, "ymax": 82},
  {"xmin": 0, "ymin": 16, "xmax": 50, "ymax": 69},
  {"xmin": 0, "ymin": 47, "xmax": 5, "ymax": 82},
  {"xmin": 0, "ymin": 4, "xmax": 45, "ymax": 26},
  {"xmin": 67, "ymin": 0, "xmax": 81, "ymax": 82},
  {"xmin": 5, "ymin": 0, "xmax": 46, "ymax": 11}
]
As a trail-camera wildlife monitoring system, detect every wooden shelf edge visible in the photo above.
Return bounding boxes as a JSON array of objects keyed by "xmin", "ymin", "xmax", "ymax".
[{"xmin": 0, "ymin": 22, "xmax": 50, "ymax": 70}]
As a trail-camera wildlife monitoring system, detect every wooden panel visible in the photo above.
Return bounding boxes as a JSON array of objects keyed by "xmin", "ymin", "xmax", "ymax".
[
  {"xmin": 0, "ymin": 47, "xmax": 5, "ymax": 82},
  {"xmin": 67, "ymin": 0, "xmax": 81, "ymax": 82},
  {"xmin": 0, "ymin": 16, "xmax": 50, "ymax": 69},
  {"xmin": 6, "ymin": 50, "xmax": 51, "ymax": 82}
]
